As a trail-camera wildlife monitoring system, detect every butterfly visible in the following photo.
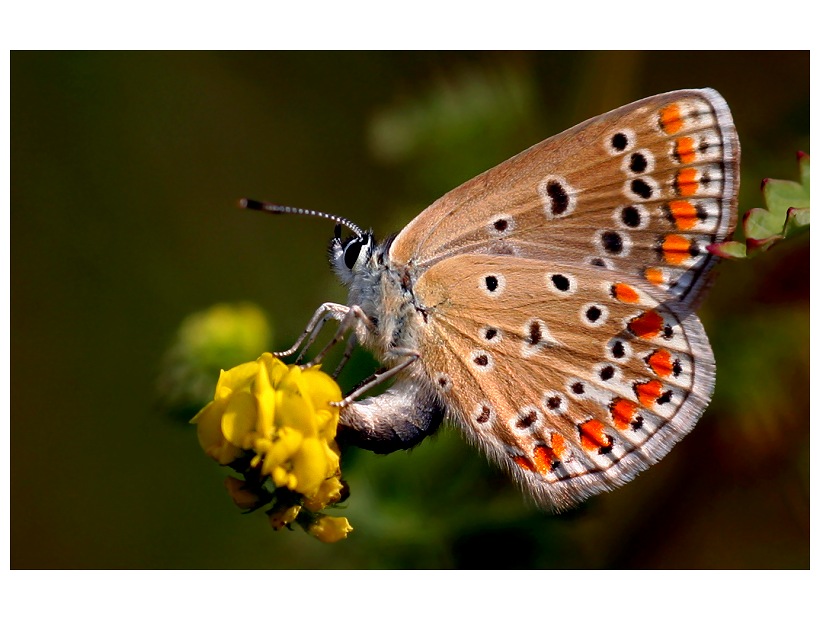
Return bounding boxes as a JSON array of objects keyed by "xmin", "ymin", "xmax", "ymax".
[{"xmin": 242, "ymin": 88, "xmax": 739, "ymax": 512}]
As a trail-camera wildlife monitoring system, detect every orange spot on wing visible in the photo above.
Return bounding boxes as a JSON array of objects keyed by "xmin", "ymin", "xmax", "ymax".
[
  {"xmin": 662, "ymin": 234, "xmax": 692, "ymax": 265},
  {"xmin": 675, "ymin": 136, "xmax": 697, "ymax": 164},
  {"xmin": 612, "ymin": 282, "xmax": 640, "ymax": 303},
  {"xmin": 676, "ymin": 168, "xmax": 699, "ymax": 196},
  {"xmin": 513, "ymin": 455, "xmax": 534, "ymax": 472},
  {"xmin": 668, "ymin": 199, "xmax": 699, "ymax": 230},
  {"xmin": 532, "ymin": 446, "xmax": 553, "ymax": 474},
  {"xmin": 533, "ymin": 434, "xmax": 569, "ymax": 474},
  {"xmin": 628, "ymin": 310, "xmax": 664, "ymax": 339},
  {"xmin": 550, "ymin": 433, "xmax": 567, "ymax": 460},
  {"xmin": 635, "ymin": 379, "xmax": 664, "ymax": 407},
  {"xmin": 660, "ymin": 103, "xmax": 683, "ymax": 134},
  {"xmin": 647, "ymin": 349, "xmax": 674, "ymax": 378},
  {"xmin": 610, "ymin": 398, "xmax": 639, "ymax": 430},
  {"xmin": 579, "ymin": 420, "xmax": 613, "ymax": 453},
  {"xmin": 644, "ymin": 267, "xmax": 665, "ymax": 285}
]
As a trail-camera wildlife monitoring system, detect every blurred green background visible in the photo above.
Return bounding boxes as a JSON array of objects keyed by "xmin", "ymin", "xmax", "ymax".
[{"xmin": 11, "ymin": 51, "xmax": 809, "ymax": 569}]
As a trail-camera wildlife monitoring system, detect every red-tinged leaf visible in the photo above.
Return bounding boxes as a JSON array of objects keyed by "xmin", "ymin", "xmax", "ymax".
[
  {"xmin": 798, "ymin": 152, "xmax": 810, "ymax": 191},
  {"xmin": 707, "ymin": 240, "xmax": 747, "ymax": 259},
  {"xmin": 746, "ymin": 234, "xmax": 783, "ymax": 253},
  {"xmin": 783, "ymin": 207, "xmax": 810, "ymax": 237}
]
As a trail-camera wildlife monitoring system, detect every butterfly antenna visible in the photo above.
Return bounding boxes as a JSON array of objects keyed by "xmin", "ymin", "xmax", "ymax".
[{"xmin": 239, "ymin": 198, "xmax": 365, "ymax": 238}]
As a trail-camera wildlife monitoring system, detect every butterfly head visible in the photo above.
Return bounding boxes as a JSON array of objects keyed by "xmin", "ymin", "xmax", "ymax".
[{"xmin": 329, "ymin": 224, "xmax": 377, "ymax": 286}]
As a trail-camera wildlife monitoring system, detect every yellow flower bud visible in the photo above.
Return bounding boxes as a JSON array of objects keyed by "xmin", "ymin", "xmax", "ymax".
[{"xmin": 308, "ymin": 516, "xmax": 353, "ymax": 543}]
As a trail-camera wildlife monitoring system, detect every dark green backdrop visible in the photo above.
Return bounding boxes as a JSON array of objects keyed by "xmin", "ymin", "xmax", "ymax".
[{"xmin": 11, "ymin": 51, "xmax": 809, "ymax": 569}]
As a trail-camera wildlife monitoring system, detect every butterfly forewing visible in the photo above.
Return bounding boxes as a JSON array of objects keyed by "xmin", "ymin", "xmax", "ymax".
[
  {"xmin": 413, "ymin": 254, "xmax": 714, "ymax": 511},
  {"xmin": 391, "ymin": 88, "xmax": 739, "ymax": 309}
]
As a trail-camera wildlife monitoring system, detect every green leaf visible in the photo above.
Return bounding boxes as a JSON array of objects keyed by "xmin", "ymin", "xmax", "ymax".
[
  {"xmin": 707, "ymin": 240, "xmax": 747, "ymax": 259},
  {"xmin": 743, "ymin": 207, "xmax": 785, "ymax": 241},
  {"xmin": 762, "ymin": 178, "xmax": 809, "ymax": 219}
]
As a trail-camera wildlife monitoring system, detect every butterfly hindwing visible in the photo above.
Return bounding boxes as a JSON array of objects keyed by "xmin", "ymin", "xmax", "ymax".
[
  {"xmin": 413, "ymin": 254, "xmax": 714, "ymax": 511},
  {"xmin": 390, "ymin": 88, "xmax": 739, "ymax": 309}
]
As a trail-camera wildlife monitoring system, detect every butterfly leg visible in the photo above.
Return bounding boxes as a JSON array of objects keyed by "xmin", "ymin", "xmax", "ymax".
[
  {"xmin": 302, "ymin": 305, "xmax": 375, "ymax": 369},
  {"xmin": 333, "ymin": 347, "xmax": 420, "ymax": 407},
  {"xmin": 296, "ymin": 303, "xmax": 369, "ymax": 364},
  {"xmin": 332, "ymin": 332, "xmax": 358, "ymax": 379},
  {"xmin": 272, "ymin": 302, "xmax": 350, "ymax": 359}
]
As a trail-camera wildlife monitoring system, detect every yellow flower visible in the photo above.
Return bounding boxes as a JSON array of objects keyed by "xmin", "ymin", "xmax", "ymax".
[
  {"xmin": 191, "ymin": 354, "xmax": 341, "ymax": 477},
  {"xmin": 308, "ymin": 516, "xmax": 354, "ymax": 543},
  {"xmin": 191, "ymin": 353, "xmax": 352, "ymax": 541}
]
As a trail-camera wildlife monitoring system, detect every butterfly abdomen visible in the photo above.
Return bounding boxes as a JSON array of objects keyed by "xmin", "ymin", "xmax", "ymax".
[{"xmin": 338, "ymin": 380, "xmax": 445, "ymax": 453}]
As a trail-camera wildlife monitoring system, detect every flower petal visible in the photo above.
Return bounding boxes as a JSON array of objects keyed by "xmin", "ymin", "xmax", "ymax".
[
  {"xmin": 221, "ymin": 390, "xmax": 257, "ymax": 448},
  {"xmin": 252, "ymin": 358, "xmax": 276, "ymax": 439},
  {"xmin": 259, "ymin": 353, "xmax": 289, "ymax": 388},
  {"xmin": 209, "ymin": 437, "xmax": 243, "ymax": 465},
  {"xmin": 302, "ymin": 367, "xmax": 343, "ymax": 413},
  {"xmin": 193, "ymin": 400, "xmax": 243, "ymax": 464},
  {"xmin": 290, "ymin": 437, "xmax": 330, "ymax": 496},
  {"xmin": 214, "ymin": 360, "xmax": 259, "ymax": 400},
  {"xmin": 258, "ymin": 427, "xmax": 304, "ymax": 477},
  {"xmin": 192, "ymin": 399, "xmax": 226, "ymax": 448},
  {"xmin": 275, "ymin": 366, "xmax": 319, "ymax": 437}
]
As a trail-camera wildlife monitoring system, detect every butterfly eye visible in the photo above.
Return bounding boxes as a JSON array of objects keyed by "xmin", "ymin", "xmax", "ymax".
[
  {"xmin": 343, "ymin": 241, "xmax": 361, "ymax": 269},
  {"xmin": 343, "ymin": 234, "xmax": 371, "ymax": 270}
]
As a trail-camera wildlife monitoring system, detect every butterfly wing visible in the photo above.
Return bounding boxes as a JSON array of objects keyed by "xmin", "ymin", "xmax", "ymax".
[
  {"xmin": 390, "ymin": 88, "xmax": 739, "ymax": 309},
  {"xmin": 413, "ymin": 254, "xmax": 714, "ymax": 511}
]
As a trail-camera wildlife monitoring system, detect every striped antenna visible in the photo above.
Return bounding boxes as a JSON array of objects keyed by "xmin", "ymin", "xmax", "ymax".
[{"xmin": 239, "ymin": 199, "xmax": 365, "ymax": 238}]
